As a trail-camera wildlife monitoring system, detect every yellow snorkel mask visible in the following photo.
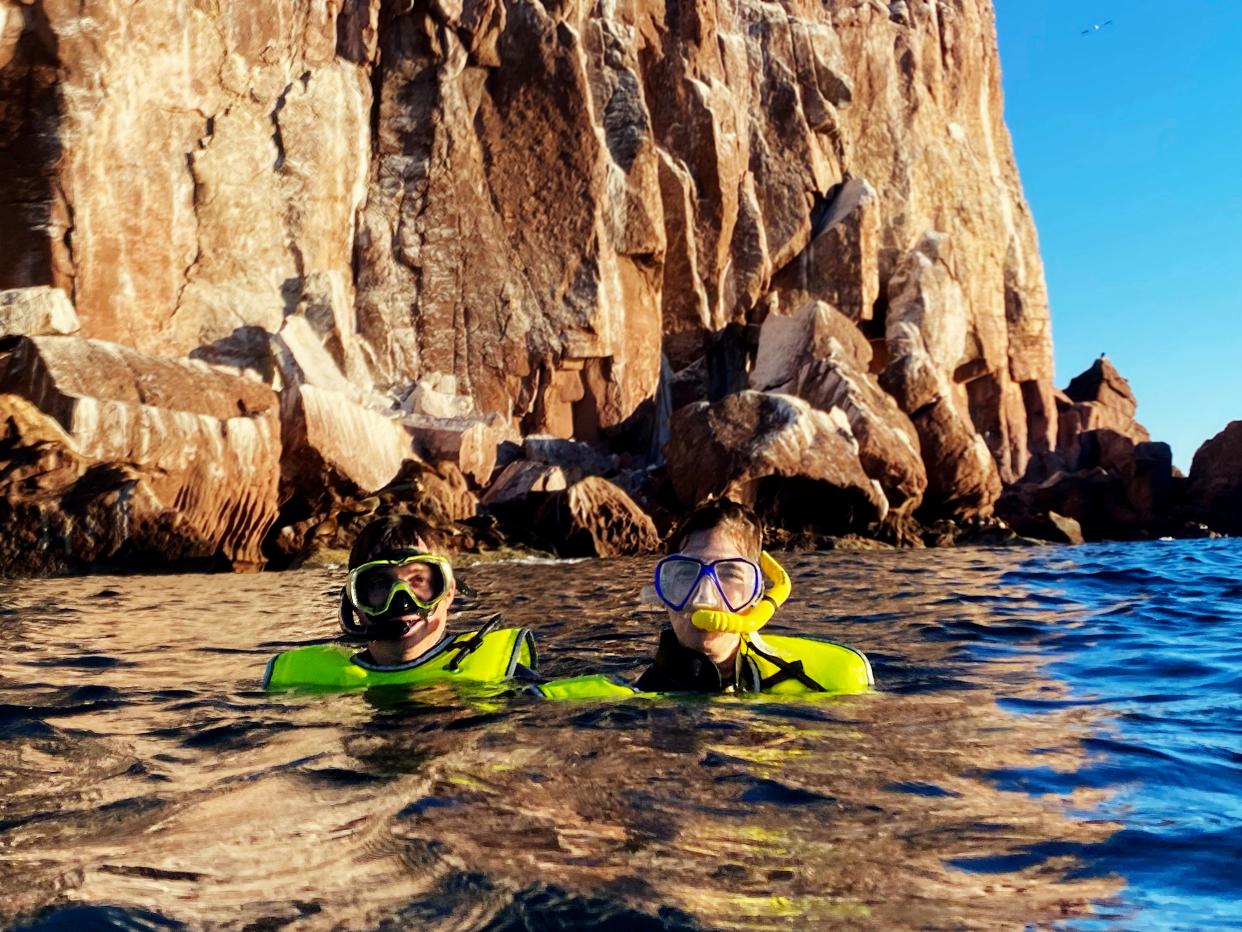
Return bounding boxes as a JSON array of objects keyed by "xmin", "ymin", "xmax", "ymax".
[
  {"xmin": 339, "ymin": 551, "xmax": 455, "ymax": 640},
  {"xmin": 690, "ymin": 551, "xmax": 791, "ymax": 634}
]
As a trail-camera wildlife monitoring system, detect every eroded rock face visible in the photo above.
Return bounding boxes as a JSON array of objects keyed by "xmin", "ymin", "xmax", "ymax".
[
  {"xmin": 751, "ymin": 300, "xmax": 925, "ymax": 512},
  {"xmin": 3, "ymin": 0, "xmax": 1055, "ymax": 524},
  {"xmin": 533, "ymin": 476, "xmax": 659, "ymax": 558},
  {"xmin": 664, "ymin": 390, "xmax": 888, "ymax": 535},
  {"xmin": 0, "ymin": 335, "xmax": 282, "ymax": 571}
]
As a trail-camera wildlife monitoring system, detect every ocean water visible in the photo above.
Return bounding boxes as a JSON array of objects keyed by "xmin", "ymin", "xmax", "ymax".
[{"xmin": 0, "ymin": 539, "xmax": 1239, "ymax": 930}]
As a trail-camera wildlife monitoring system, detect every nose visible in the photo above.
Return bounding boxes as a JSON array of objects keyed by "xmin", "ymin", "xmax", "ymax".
[{"xmin": 687, "ymin": 574, "xmax": 723, "ymax": 609}]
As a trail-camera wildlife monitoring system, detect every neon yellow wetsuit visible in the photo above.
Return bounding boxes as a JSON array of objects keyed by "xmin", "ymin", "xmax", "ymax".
[
  {"xmin": 264, "ymin": 626, "xmax": 535, "ymax": 692},
  {"xmin": 535, "ymin": 629, "xmax": 872, "ymax": 700}
]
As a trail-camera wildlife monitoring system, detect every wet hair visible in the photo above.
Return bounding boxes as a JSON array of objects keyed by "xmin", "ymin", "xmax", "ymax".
[
  {"xmin": 348, "ymin": 515, "xmax": 437, "ymax": 569},
  {"xmin": 668, "ymin": 499, "xmax": 763, "ymax": 562}
]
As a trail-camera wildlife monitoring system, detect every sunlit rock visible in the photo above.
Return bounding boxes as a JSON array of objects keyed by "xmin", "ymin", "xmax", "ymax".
[
  {"xmin": 665, "ymin": 390, "xmax": 888, "ymax": 535},
  {"xmin": 0, "ymin": 335, "xmax": 281, "ymax": 572}
]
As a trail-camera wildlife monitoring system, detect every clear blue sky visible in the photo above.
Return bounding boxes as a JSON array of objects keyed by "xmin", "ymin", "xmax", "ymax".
[{"xmin": 994, "ymin": 1, "xmax": 1242, "ymax": 469}]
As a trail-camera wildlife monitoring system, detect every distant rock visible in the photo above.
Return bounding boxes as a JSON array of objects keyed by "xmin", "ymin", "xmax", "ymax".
[
  {"xmin": 1188, "ymin": 421, "xmax": 1242, "ymax": 534},
  {"xmin": 1057, "ymin": 357, "xmax": 1151, "ymax": 460}
]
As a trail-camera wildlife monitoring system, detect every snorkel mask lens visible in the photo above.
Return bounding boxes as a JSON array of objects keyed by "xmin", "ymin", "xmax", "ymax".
[
  {"xmin": 339, "ymin": 553, "xmax": 454, "ymax": 639},
  {"xmin": 653, "ymin": 555, "xmax": 761, "ymax": 613}
]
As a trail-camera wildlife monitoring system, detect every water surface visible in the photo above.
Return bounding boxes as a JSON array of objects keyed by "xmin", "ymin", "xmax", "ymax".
[{"xmin": 1, "ymin": 540, "xmax": 1240, "ymax": 929}]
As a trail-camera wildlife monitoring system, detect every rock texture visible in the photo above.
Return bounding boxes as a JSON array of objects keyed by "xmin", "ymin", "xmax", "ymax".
[
  {"xmin": 665, "ymin": 390, "xmax": 888, "ymax": 535},
  {"xmin": 751, "ymin": 299, "xmax": 925, "ymax": 512},
  {"xmin": 1, "ymin": 287, "xmax": 79, "ymax": 336},
  {"xmin": 0, "ymin": 335, "xmax": 281, "ymax": 572},
  {"xmin": 2, "ymin": 0, "xmax": 1084, "ymax": 567},
  {"xmin": 533, "ymin": 476, "xmax": 659, "ymax": 557}
]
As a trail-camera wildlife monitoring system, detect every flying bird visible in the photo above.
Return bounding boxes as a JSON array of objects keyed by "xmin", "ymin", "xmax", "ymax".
[{"xmin": 1081, "ymin": 20, "xmax": 1113, "ymax": 35}]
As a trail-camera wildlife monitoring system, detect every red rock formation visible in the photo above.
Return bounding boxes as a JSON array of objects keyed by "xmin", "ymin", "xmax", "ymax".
[
  {"xmin": 1057, "ymin": 356, "xmax": 1151, "ymax": 460},
  {"xmin": 664, "ymin": 390, "xmax": 888, "ymax": 535},
  {"xmin": 750, "ymin": 299, "xmax": 925, "ymax": 513},
  {"xmin": 532, "ymin": 476, "xmax": 659, "ymax": 557},
  {"xmin": 2, "ymin": 0, "xmax": 1055, "ymax": 528},
  {"xmin": 1188, "ymin": 421, "xmax": 1242, "ymax": 535}
]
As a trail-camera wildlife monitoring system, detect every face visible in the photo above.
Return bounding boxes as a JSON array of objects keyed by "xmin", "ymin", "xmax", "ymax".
[
  {"xmin": 666, "ymin": 527, "xmax": 758, "ymax": 662},
  {"xmin": 355, "ymin": 550, "xmax": 456, "ymax": 663}
]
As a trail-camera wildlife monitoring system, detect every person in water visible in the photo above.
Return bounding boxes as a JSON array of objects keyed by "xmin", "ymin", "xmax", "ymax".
[
  {"xmin": 536, "ymin": 500, "xmax": 873, "ymax": 699},
  {"xmin": 264, "ymin": 515, "xmax": 536, "ymax": 691}
]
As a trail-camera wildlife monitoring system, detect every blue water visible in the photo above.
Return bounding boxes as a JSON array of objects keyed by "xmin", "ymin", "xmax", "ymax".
[
  {"xmin": 985, "ymin": 540, "xmax": 1242, "ymax": 929},
  {"xmin": 0, "ymin": 539, "xmax": 1240, "ymax": 929}
]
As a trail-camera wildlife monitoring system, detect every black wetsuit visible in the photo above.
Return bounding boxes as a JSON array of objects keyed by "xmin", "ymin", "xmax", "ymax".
[{"xmin": 633, "ymin": 628, "xmax": 762, "ymax": 694}]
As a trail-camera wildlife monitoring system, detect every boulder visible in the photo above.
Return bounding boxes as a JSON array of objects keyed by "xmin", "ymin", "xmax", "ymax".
[
  {"xmin": 909, "ymin": 396, "xmax": 1004, "ymax": 518},
  {"xmin": 521, "ymin": 434, "xmax": 620, "ymax": 481},
  {"xmin": 0, "ymin": 335, "xmax": 281, "ymax": 573},
  {"xmin": 751, "ymin": 300, "xmax": 925, "ymax": 512},
  {"xmin": 664, "ymin": 391, "xmax": 888, "ymax": 535},
  {"xmin": 400, "ymin": 372, "xmax": 476, "ymax": 419},
  {"xmin": 1188, "ymin": 421, "xmax": 1242, "ymax": 534},
  {"xmin": 404, "ymin": 412, "xmax": 518, "ymax": 488},
  {"xmin": 0, "ymin": 287, "xmax": 80, "ymax": 336},
  {"xmin": 480, "ymin": 460, "xmax": 568, "ymax": 509},
  {"xmin": 279, "ymin": 383, "xmax": 415, "ymax": 513},
  {"xmin": 532, "ymin": 476, "xmax": 659, "ymax": 558}
]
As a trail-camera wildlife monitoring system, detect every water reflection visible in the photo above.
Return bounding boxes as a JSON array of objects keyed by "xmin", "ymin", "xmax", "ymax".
[{"xmin": 0, "ymin": 546, "xmax": 1142, "ymax": 928}]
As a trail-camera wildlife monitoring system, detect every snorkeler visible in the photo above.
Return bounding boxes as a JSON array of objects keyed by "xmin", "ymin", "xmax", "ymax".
[
  {"xmin": 537, "ymin": 500, "xmax": 872, "ymax": 699},
  {"xmin": 264, "ymin": 515, "xmax": 536, "ymax": 691}
]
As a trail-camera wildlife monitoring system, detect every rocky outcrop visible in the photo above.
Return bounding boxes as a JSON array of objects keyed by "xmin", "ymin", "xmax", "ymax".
[
  {"xmin": 1187, "ymin": 421, "xmax": 1242, "ymax": 535},
  {"xmin": 532, "ymin": 476, "xmax": 659, "ymax": 558},
  {"xmin": 3, "ymin": 0, "xmax": 1053, "ymax": 499},
  {"xmin": 998, "ymin": 358, "xmax": 1179, "ymax": 542},
  {"xmin": 750, "ymin": 300, "xmax": 925, "ymax": 512},
  {"xmin": 0, "ymin": 335, "xmax": 281, "ymax": 572},
  {"xmin": 1057, "ymin": 357, "xmax": 1150, "ymax": 461},
  {"xmin": 664, "ymin": 390, "xmax": 887, "ymax": 536}
]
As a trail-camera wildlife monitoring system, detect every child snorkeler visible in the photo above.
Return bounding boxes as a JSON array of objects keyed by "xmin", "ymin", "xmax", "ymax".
[
  {"xmin": 537, "ymin": 500, "xmax": 873, "ymax": 699},
  {"xmin": 264, "ymin": 515, "xmax": 537, "ymax": 691}
]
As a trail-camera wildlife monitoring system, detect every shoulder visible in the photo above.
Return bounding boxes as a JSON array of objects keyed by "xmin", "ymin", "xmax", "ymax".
[{"xmin": 747, "ymin": 632, "xmax": 874, "ymax": 693}]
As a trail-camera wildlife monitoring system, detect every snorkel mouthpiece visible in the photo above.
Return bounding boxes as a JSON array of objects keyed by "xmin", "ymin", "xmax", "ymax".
[{"xmin": 690, "ymin": 551, "xmax": 791, "ymax": 634}]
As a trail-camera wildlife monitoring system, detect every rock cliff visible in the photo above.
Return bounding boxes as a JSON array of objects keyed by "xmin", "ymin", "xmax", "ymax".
[{"xmin": 2, "ymin": 0, "xmax": 1063, "ymax": 568}]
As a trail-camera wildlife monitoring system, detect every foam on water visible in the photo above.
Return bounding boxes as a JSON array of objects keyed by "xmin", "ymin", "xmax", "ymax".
[{"xmin": 0, "ymin": 539, "xmax": 1240, "ymax": 929}]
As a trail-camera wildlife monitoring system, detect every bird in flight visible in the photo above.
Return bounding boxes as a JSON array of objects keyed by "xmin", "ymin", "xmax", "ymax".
[{"xmin": 1081, "ymin": 20, "xmax": 1113, "ymax": 35}]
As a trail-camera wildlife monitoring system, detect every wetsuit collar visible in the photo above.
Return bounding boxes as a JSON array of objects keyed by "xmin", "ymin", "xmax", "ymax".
[
  {"xmin": 648, "ymin": 628, "xmax": 762, "ymax": 693},
  {"xmin": 352, "ymin": 631, "xmax": 453, "ymax": 672}
]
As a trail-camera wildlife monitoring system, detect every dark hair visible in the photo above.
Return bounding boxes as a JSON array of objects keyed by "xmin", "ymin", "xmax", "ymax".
[
  {"xmin": 668, "ymin": 499, "xmax": 764, "ymax": 562},
  {"xmin": 348, "ymin": 515, "xmax": 437, "ymax": 569}
]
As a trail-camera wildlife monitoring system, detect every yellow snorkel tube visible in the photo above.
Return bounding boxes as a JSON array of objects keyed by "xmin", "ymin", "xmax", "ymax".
[{"xmin": 690, "ymin": 551, "xmax": 791, "ymax": 634}]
